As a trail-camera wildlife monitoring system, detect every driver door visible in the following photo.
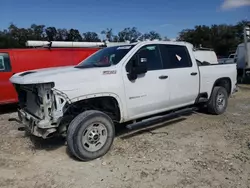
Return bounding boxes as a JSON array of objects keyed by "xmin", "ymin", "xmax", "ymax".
[{"xmin": 123, "ymin": 44, "xmax": 171, "ymax": 120}]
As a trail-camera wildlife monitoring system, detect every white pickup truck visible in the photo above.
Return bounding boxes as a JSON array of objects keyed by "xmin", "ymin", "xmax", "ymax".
[{"xmin": 10, "ymin": 41, "xmax": 237, "ymax": 161}]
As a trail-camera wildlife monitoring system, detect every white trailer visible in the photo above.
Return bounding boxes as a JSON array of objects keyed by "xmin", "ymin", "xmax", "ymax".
[
  {"xmin": 194, "ymin": 49, "xmax": 218, "ymax": 64},
  {"xmin": 236, "ymin": 23, "xmax": 250, "ymax": 78},
  {"xmin": 236, "ymin": 42, "xmax": 250, "ymax": 70}
]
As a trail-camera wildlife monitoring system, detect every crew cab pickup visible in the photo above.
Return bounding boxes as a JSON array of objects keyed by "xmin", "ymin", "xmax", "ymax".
[{"xmin": 10, "ymin": 41, "xmax": 237, "ymax": 161}]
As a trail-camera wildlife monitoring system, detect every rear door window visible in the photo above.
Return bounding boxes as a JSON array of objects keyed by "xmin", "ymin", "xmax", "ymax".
[
  {"xmin": 159, "ymin": 44, "xmax": 192, "ymax": 69},
  {"xmin": 0, "ymin": 53, "xmax": 12, "ymax": 72}
]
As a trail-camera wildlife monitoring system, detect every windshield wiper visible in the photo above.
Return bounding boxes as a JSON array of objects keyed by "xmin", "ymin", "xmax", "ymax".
[
  {"xmin": 75, "ymin": 64, "xmax": 93, "ymax": 69},
  {"xmin": 93, "ymin": 62, "xmax": 111, "ymax": 67},
  {"xmin": 75, "ymin": 62, "xmax": 111, "ymax": 69}
]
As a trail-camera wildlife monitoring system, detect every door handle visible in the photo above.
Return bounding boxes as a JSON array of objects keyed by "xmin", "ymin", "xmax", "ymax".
[
  {"xmin": 159, "ymin": 75, "xmax": 168, "ymax": 79},
  {"xmin": 190, "ymin": 72, "xmax": 197, "ymax": 76}
]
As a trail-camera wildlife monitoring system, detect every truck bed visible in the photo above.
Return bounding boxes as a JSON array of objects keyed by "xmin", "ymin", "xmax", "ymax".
[{"xmin": 198, "ymin": 63, "xmax": 237, "ymax": 98}]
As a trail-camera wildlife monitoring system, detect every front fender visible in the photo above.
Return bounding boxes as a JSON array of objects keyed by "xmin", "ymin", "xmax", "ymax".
[{"xmin": 70, "ymin": 92, "xmax": 125, "ymax": 122}]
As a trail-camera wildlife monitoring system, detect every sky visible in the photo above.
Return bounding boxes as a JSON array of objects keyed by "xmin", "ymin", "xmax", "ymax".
[{"xmin": 1, "ymin": 0, "xmax": 250, "ymax": 39}]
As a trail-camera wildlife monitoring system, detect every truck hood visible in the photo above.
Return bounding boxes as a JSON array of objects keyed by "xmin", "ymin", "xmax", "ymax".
[{"xmin": 10, "ymin": 65, "xmax": 116, "ymax": 91}]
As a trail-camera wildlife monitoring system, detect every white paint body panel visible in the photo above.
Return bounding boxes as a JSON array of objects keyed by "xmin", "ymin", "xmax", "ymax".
[
  {"xmin": 236, "ymin": 42, "xmax": 250, "ymax": 69},
  {"xmin": 10, "ymin": 41, "xmax": 237, "ymax": 123},
  {"xmin": 123, "ymin": 69, "xmax": 171, "ymax": 120},
  {"xmin": 167, "ymin": 43, "xmax": 200, "ymax": 109},
  {"xmin": 199, "ymin": 64, "xmax": 237, "ymax": 98},
  {"xmin": 10, "ymin": 65, "xmax": 128, "ymax": 120}
]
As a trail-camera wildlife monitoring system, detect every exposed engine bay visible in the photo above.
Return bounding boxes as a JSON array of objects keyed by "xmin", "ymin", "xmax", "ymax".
[
  {"xmin": 14, "ymin": 83, "xmax": 69, "ymax": 138},
  {"xmin": 14, "ymin": 82, "xmax": 120, "ymax": 139}
]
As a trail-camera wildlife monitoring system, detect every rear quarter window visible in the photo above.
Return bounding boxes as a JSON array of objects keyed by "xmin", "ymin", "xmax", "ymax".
[{"xmin": 0, "ymin": 53, "xmax": 12, "ymax": 72}]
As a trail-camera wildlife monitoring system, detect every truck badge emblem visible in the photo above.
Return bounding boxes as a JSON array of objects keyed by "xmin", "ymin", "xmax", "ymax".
[{"xmin": 103, "ymin": 70, "xmax": 117, "ymax": 75}]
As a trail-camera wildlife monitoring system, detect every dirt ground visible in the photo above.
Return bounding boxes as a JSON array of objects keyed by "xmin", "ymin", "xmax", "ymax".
[{"xmin": 0, "ymin": 86, "xmax": 250, "ymax": 188}]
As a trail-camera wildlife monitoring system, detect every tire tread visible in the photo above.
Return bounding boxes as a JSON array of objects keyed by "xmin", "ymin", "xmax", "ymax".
[
  {"xmin": 207, "ymin": 86, "xmax": 228, "ymax": 115},
  {"xmin": 67, "ymin": 110, "xmax": 115, "ymax": 161}
]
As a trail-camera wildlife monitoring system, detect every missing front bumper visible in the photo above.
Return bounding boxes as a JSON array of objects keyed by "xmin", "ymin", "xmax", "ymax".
[{"xmin": 18, "ymin": 109, "xmax": 57, "ymax": 139}]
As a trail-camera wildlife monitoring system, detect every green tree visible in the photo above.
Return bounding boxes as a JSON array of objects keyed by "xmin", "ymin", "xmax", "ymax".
[
  {"xmin": 56, "ymin": 29, "xmax": 68, "ymax": 41},
  {"xmin": 82, "ymin": 32, "xmax": 101, "ymax": 42},
  {"xmin": 139, "ymin": 31, "xmax": 162, "ymax": 40},
  {"xmin": 30, "ymin": 24, "xmax": 45, "ymax": 40},
  {"xmin": 45, "ymin": 27, "xmax": 57, "ymax": 41},
  {"xmin": 67, "ymin": 29, "xmax": 82, "ymax": 41},
  {"xmin": 101, "ymin": 28, "xmax": 113, "ymax": 41},
  {"xmin": 177, "ymin": 20, "xmax": 248, "ymax": 56},
  {"xmin": 117, "ymin": 27, "xmax": 141, "ymax": 42},
  {"xmin": 0, "ymin": 21, "xmax": 247, "ymax": 51}
]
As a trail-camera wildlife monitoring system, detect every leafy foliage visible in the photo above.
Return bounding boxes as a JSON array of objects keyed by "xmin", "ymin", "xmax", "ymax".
[
  {"xmin": 139, "ymin": 31, "xmax": 163, "ymax": 41},
  {"xmin": 0, "ymin": 24, "xmax": 165, "ymax": 49},
  {"xmin": 82, "ymin": 32, "xmax": 101, "ymax": 42},
  {"xmin": 117, "ymin": 27, "xmax": 141, "ymax": 42},
  {"xmin": 101, "ymin": 28, "xmax": 114, "ymax": 41},
  {"xmin": 0, "ymin": 20, "xmax": 248, "ymax": 56},
  {"xmin": 177, "ymin": 20, "xmax": 248, "ymax": 56}
]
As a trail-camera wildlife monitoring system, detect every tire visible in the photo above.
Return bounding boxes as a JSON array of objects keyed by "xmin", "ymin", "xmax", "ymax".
[
  {"xmin": 207, "ymin": 86, "xmax": 228, "ymax": 115},
  {"xmin": 67, "ymin": 110, "xmax": 115, "ymax": 161}
]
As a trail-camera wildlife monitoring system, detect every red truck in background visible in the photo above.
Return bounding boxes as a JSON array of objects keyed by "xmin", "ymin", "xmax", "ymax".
[{"xmin": 0, "ymin": 42, "xmax": 101, "ymax": 104}]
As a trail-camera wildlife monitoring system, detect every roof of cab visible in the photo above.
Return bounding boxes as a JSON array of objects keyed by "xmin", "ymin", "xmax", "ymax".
[{"xmin": 129, "ymin": 40, "xmax": 194, "ymax": 49}]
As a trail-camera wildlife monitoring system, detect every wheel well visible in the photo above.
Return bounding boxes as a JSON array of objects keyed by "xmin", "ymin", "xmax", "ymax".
[
  {"xmin": 213, "ymin": 78, "xmax": 232, "ymax": 95},
  {"xmin": 64, "ymin": 96, "xmax": 121, "ymax": 123}
]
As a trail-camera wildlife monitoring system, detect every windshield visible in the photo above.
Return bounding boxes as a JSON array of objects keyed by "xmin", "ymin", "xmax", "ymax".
[{"xmin": 75, "ymin": 45, "xmax": 135, "ymax": 68}]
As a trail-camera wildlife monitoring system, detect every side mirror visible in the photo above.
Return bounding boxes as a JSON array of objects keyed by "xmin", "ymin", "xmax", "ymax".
[
  {"xmin": 127, "ymin": 55, "xmax": 147, "ymax": 80},
  {"xmin": 135, "ymin": 57, "xmax": 147, "ymax": 74}
]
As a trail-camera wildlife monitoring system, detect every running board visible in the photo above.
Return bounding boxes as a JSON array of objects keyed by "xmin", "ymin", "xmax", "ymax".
[{"xmin": 126, "ymin": 107, "xmax": 196, "ymax": 130}]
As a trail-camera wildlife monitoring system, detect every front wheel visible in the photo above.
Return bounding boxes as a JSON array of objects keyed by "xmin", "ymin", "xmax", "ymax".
[
  {"xmin": 207, "ymin": 86, "xmax": 228, "ymax": 115},
  {"xmin": 67, "ymin": 110, "xmax": 115, "ymax": 161}
]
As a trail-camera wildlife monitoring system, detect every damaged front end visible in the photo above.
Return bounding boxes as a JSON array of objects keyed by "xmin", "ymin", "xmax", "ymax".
[{"xmin": 14, "ymin": 82, "xmax": 70, "ymax": 138}]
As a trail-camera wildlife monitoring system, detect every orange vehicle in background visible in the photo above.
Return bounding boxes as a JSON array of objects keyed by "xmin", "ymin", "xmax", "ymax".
[{"xmin": 0, "ymin": 41, "xmax": 102, "ymax": 104}]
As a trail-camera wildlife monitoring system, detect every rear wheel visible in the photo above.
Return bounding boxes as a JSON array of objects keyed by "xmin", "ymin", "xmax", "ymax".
[
  {"xmin": 207, "ymin": 86, "xmax": 228, "ymax": 115},
  {"xmin": 67, "ymin": 110, "xmax": 115, "ymax": 161}
]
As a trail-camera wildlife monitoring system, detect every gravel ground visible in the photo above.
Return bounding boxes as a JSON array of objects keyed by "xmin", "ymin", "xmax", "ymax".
[{"xmin": 0, "ymin": 86, "xmax": 250, "ymax": 188}]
